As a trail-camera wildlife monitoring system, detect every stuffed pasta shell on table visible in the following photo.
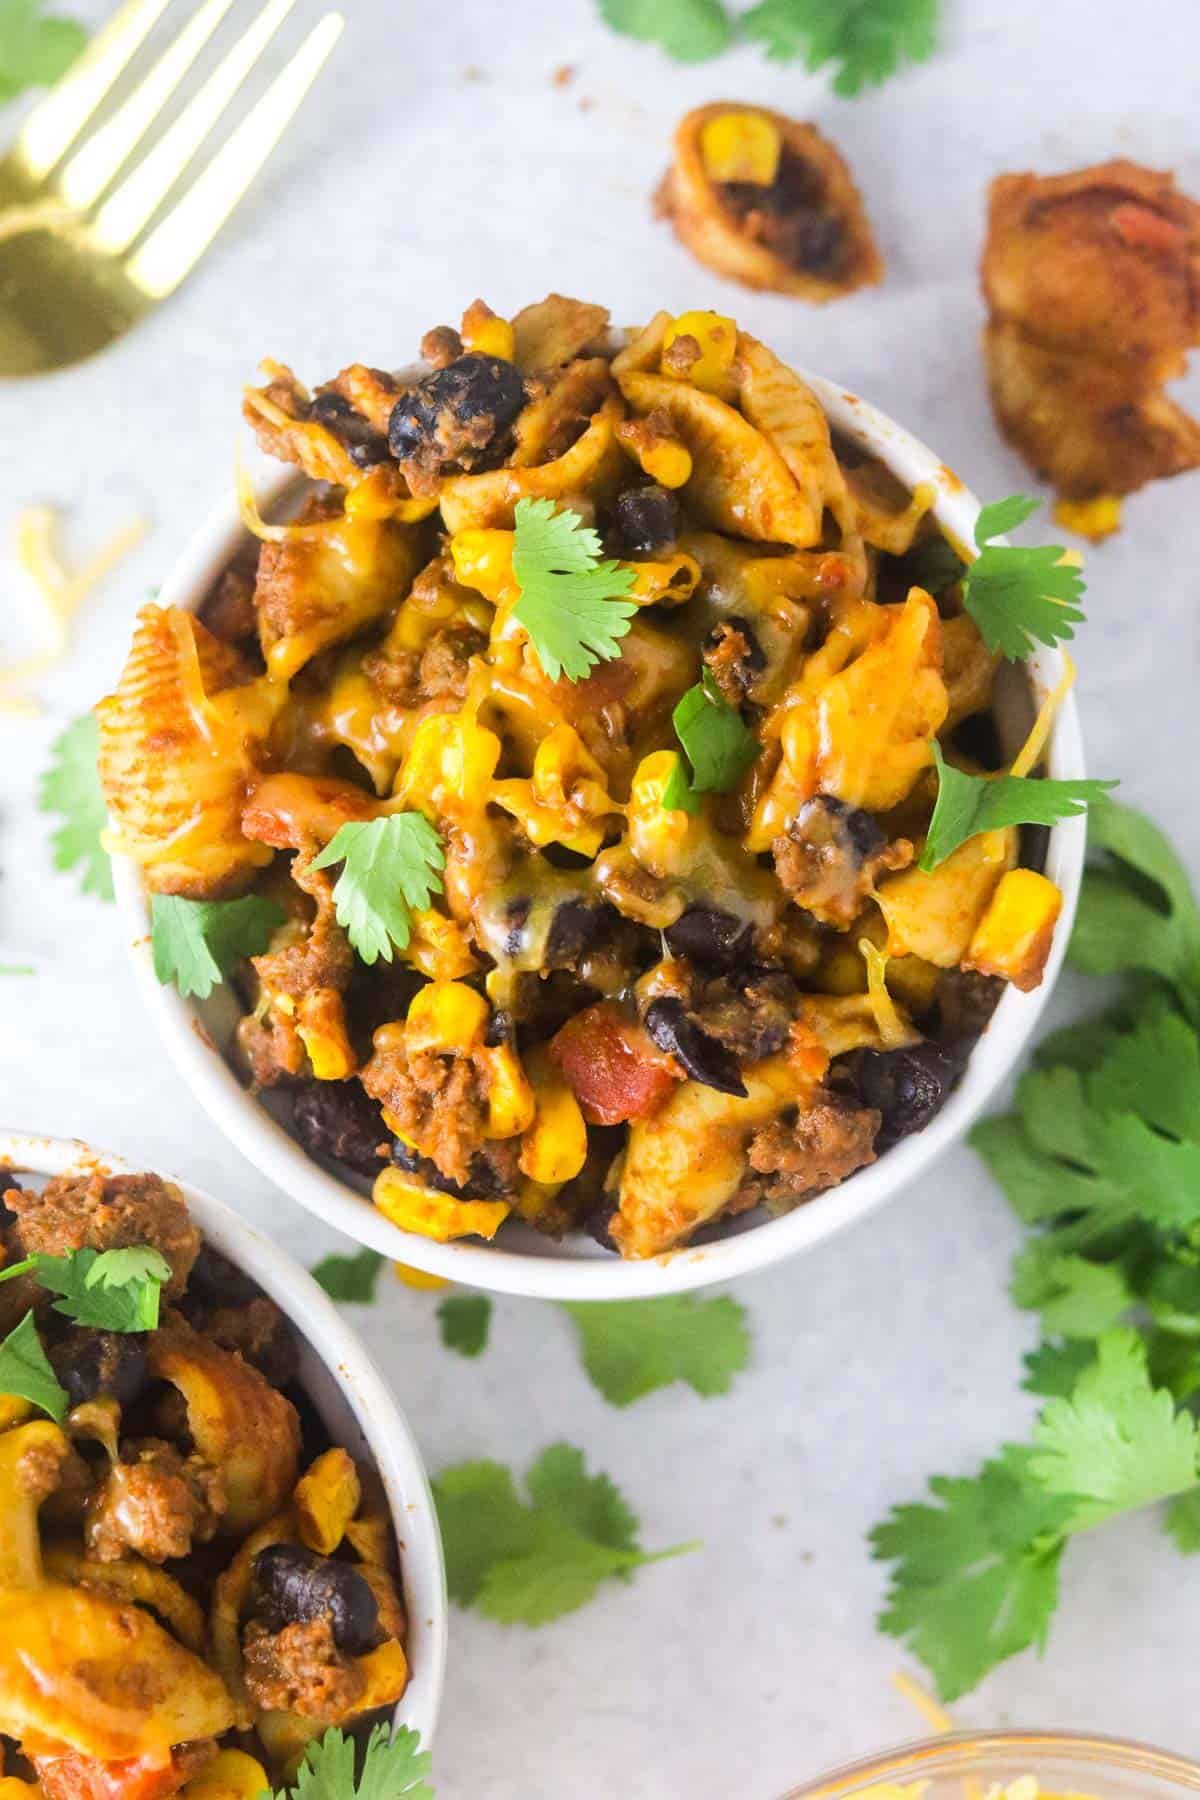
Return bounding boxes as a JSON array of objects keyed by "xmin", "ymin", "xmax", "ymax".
[
  {"xmin": 98, "ymin": 294, "xmax": 1082, "ymax": 1267},
  {"xmin": 0, "ymin": 1161, "xmax": 414, "ymax": 1800}
]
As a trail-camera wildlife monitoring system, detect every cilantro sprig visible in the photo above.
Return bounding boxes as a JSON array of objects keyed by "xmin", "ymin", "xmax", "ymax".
[
  {"xmin": 0, "ymin": 1312, "xmax": 68, "ymax": 1422},
  {"xmin": 511, "ymin": 497, "xmax": 637, "ymax": 683},
  {"xmin": 874, "ymin": 800, "xmax": 1200, "ymax": 1700},
  {"xmin": 0, "ymin": 1244, "xmax": 171, "ymax": 1332},
  {"xmin": 919, "ymin": 742, "xmax": 1116, "ymax": 872},
  {"xmin": 596, "ymin": 0, "xmax": 940, "ymax": 93},
  {"xmin": 438, "ymin": 1293, "xmax": 492, "ymax": 1358},
  {"xmin": 664, "ymin": 669, "xmax": 759, "ymax": 812},
  {"xmin": 433, "ymin": 1442, "xmax": 698, "ymax": 1625},
  {"xmin": 0, "ymin": 0, "xmax": 87, "ymax": 105},
  {"xmin": 38, "ymin": 713, "xmax": 113, "ymax": 902},
  {"xmin": 312, "ymin": 813, "xmax": 444, "ymax": 965},
  {"xmin": 562, "ymin": 1294, "xmax": 750, "ymax": 1407},
  {"xmin": 311, "ymin": 1247, "xmax": 384, "ymax": 1304},
  {"xmin": 151, "ymin": 893, "xmax": 286, "ymax": 999},
  {"xmin": 962, "ymin": 495, "xmax": 1086, "ymax": 661},
  {"xmin": 263, "ymin": 1723, "xmax": 433, "ymax": 1799}
]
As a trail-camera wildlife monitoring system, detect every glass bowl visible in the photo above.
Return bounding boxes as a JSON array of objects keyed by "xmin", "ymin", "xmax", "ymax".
[{"xmin": 787, "ymin": 1732, "xmax": 1200, "ymax": 1800}]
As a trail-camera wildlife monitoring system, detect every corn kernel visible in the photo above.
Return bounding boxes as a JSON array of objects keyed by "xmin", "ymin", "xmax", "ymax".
[
  {"xmin": 964, "ymin": 868, "xmax": 1063, "ymax": 992},
  {"xmin": 699, "ymin": 110, "xmax": 782, "ymax": 186},
  {"xmin": 450, "ymin": 528, "xmax": 516, "ymax": 603},
  {"xmin": 373, "ymin": 1167, "xmax": 511, "ymax": 1241},
  {"xmin": 180, "ymin": 1751, "xmax": 270, "ymax": 1800},
  {"xmin": 406, "ymin": 979, "xmax": 489, "ymax": 1054},
  {"xmin": 355, "ymin": 1636, "xmax": 410, "ymax": 1708},
  {"xmin": 519, "ymin": 1045, "xmax": 588, "ymax": 1185},
  {"xmin": 395, "ymin": 712, "xmax": 502, "ymax": 819},
  {"xmin": 662, "ymin": 310, "xmax": 738, "ymax": 398},
  {"xmin": 616, "ymin": 415, "xmax": 693, "ymax": 488},
  {"xmin": 628, "ymin": 750, "xmax": 694, "ymax": 874},
  {"xmin": 296, "ymin": 988, "xmax": 357, "ymax": 1081},
  {"xmin": 480, "ymin": 1040, "xmax": 537, "ymax": 1137},
  {"xmin": 295, "ymin": 1447, "xmax": 361, "ymax": 1555},
  {"xmin": 407, "ymin": 908, "xmax": 480, "ymax": 981},
  {"xmin": 0, "ymin": 1395, "xmax": 33, "ymax": 1432},
  {"xmin": 394, "ymin": 1262, "xmax": 452, "ymax": 1291},
  {"xmin": 460, "ymin": 298, "xmax": 516, "ymax": 362},
  {"xmin": 1052, "ymin": 494, "xmax": 1122, "ymax": 542}
]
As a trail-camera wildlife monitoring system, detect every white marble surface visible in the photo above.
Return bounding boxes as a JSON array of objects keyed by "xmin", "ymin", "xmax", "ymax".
[{"xmin": 3, "ymin": 0, "xmax": 1200, "ymax": 1792}]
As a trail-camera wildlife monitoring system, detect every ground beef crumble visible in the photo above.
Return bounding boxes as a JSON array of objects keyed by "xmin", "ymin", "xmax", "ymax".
[
  {"xmin": 739, "ymin": 1095, "xmax": 880, "ymax": 1210},
  {"xmin": 361, "ymin": 1042, "xmax": 491, "ymax": 1189},
  {"xmin": 6, "ymin": 1172, "xmax": 201, "ymax": 1299},
  {"xmin": 243, "ymin": 1615, "xmax": 366, "ymax": 1722},
  {"xmin": 85, "ymin": 1438, "xmax": 227, "ymax": 1564}
]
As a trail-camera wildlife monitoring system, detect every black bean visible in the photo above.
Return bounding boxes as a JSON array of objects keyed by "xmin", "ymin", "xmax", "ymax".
[
  {"xmin": 292, "ymin": 1081, "xmax": 388, "ymax": 1177},
  {"xmin": 545, "ymin": 898, "xmax": 605, "ymax": 965},
  {"xmin": 583, "ymin": 1205, "xmax": 620, "ymax": 1254},
  {"xmin": 50, "ymin": 1330, "xmax": 148, "ymax": 1412},
  {"xmin": 663, "ymin": 905, "xmax": 755, "ymax": 970},
  {"xmin": 186, "ymin": 1244, "xmax": 261, "ymax": 1309},
  {"xmin": 847, "ymin": 1042, "xmax": 970, "ymax": 1150},
  {"xmin": 387, "ymin": 354, "xmax": 526, "ymax": 474},
  {"xmin": 310, "ymin": 391, "xmax": 390, "ymax": 469},
  {"xmin": 484, "ymin": 1008, "xmax": 515, "ymax": 1048},
  {"xmin": 793, "ymin": 795, "xmax": 884, "ymax": 864},
  {"xmin": 612, "ymin": 485, "xmax": 679, "ymax": 556},
  {"xmin": 644, "ymin": 997, "xmax": 748, "ymax": 1097},
  {"xmin": 391, "ymin": 1140, "xmax": 504, "ymax": 1199},
  {"xmin": 502, "ymin": 897, "xmax": 531, "ymax": 957},
  {"xmin": 251, "ymin": 1543, "xmax": 379, "ymax": 1656}
]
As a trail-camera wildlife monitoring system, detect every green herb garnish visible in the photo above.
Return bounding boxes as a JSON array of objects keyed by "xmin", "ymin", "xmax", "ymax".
[
  {"xmin": 263, "ymin": 1723, "xmax": 433, "ymax": 1799},
  {"xmin": 562, "ymin": 1294, "xmax": 750, "ymax": 1406},
  {"xmin": 311, "ymin": 1247, "xmax": 384, "ymax": 1304},
  {"xmin": 0, "ymin": 0, "xmax": 87, "ymax": 105},
  {"xmin": 38, "ymin": 713, "xmax": 113, "ymax": 902},
  {"xmin": 668, "ymin": 669, "xmax": 759, "ymax": 803},
  {"xmin": 438, "ymin": 1293, "xmax": 492, "ymax": 1358},
  {"xmin": 511, "ymin": 497, "xmax": 637, "ymax": 683},
  {"xmin": 434, "ymin": 1442, "xmax": 698, "ymax": 1625},
  {"xmin": 0, "ymin": 1313, "xmax": 68, "ymax": 1422},
  {"xmin": 919, "ymin": 742, "xmax": 1115, "ymax": 873},
  {"xmin": 151, "ymin": 893, "xmax": 286, "ymax": 999},
  {"xmin": 962, "ymin": 495, "xmax": 1086, "ymax": 661},
  {"xmin": 312, "ymin": 814, "xmax": 444, "ymax": 965},
  {"xmin": 596, "ymin": 0, "xmax": 734, "ymax": 60},
  {"xmin": 0, "ymin": 1244, "xmax": 171, "ymax": 1332}
]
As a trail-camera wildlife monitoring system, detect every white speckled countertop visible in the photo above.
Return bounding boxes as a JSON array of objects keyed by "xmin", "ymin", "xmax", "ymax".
[{"xmin": 2, "ymin": 0, "xmax": 1199, "ymax": 1792}]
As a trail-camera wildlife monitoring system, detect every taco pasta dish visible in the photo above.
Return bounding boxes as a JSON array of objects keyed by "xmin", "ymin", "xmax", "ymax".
[
  {"xmin": 0, "ymin": 1167, "xmax": 409, "ymax": 1798},
  {"xmin": 97, "ymin": 295, "xmax": 1066, "ymax": 1261}
]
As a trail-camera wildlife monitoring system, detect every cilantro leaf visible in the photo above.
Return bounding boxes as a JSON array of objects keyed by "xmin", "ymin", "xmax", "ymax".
[
  {"xmin": 0, "ymin": 0, "xmax": 87, "ymax": 105},
  {"xmin": 1069, "ymin": 797, "xmax": 1200, "ymax": 1018},
  {"xmin": 562, "ymin": 1294, "xmax": 750, "ymax": 1406},
  {"xmin": 0, "ymin": 1245, "xmax": 171, "ymax": 1332},
  {"xmin": 1164, "ymin": 1489, "xmax": 1200, "ymax": 1553},
  {"xmin": 312, "ymin": 814, "xmax": 444, "ymax": 965},
  {"xmin": 660, "ymin": 751, "xmax": 701, "ymax": 816},
  {"xmin": 0, "ymin": 964, "xmax": 33, "ymax": 975},
  {"xmin": 1022, "ymin": 1339, "xmax": 1097, "ymax": 1399},
  {"xmin": 310, "ymin": 1247, "xmax": 384, "ymax": 1304},
  {"xmin": 511, "ymin": 497, "xmax": 637, "ymax": 683},
  {"xmin": 742, "ymin": 0, "xmax": 939, "ymax": 95},
  {"xmin": 432, "ymin": 1442, "xmax": 697, "ymax": 1626},
  {"xmin": 270, "ymin": 1723, "xmax": 434, "ymax": 1799},
  {"xmin": 1029, "ymin": 1329, "xmax": 1200, "ymax": 1529},
  {"xmin": 0, "ymin": 1313, "xmax": 68, "ymax": 1422},
  {"xmin": 38, "ymin": 713, "xmax": 113, "ymax": 902},
  {"xmin": 151, "ymin": 893, "xmax": 285, "ymax": 999},
  {"xmin": 1027, "ymin": 1254, "xmax": 1133, "ymax": 1340},
  {"xmin": 960, "ymin": 494, "xmax": 1087, "ymax": 659},
  {"xmin": 438, "ymin": 1293, "xmax": 491, "ymax": 1358},
  {"xmin": 919, "ymin": 741, "xmax": 1116, "ymax": 872},
  {"xmin": 670, "ymin": 669, "xmax": 759, "ymax": 796},
  {"xmin": 902, "ymin": 533, "xmax": 966, "ymax": 598},
  {"xmin": 871, "ymin": 1444, "xmax": 1073, "ymax": 1702},
  {"xmin": 596, "ymin": 0, "xmax": 734, "ymax": 60}
]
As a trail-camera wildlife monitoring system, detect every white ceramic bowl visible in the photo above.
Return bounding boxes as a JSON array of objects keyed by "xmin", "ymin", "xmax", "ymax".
[
  {"xmin": 111, "ymin": 372, "xmax": 1087, "ymax": 1299},
  {"xmin": 0, "ymin": 1131, "xmax": 447, "ymax": 1752}
]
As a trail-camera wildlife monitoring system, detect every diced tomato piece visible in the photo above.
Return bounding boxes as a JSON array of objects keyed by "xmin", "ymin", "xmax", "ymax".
[
  {"xmin": 551, "ymin": 1002, "xmax": 680, "ymax": 1124},
  {"xmin": 1110, "ymin": 201, "xmax": 1183, "ymax": 253},
  {"xmin": 242, "ymin": 771, "xmax": 378, "ymax": 848},
  {"xmin": 32, "ymin": 1747, "xmax": 204, "ymax": 1800}
]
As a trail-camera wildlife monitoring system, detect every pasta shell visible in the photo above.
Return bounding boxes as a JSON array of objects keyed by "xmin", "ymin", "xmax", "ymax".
[
  {"xmin": 511, "ymin": 294, "xmax": 611, "ymax": 374},
  {"xmin": 619, "ymin": 369, "xmax": 821, "ymax": 546},
  {"xmin": 736, "ymin": 332, "xmax": 849, "ymax": 533},
  {"xmin": 97, "ymin": 604, "xmax": 278, "ymax": 899},
  {"xmin": 438, "ymin": 393, "xmax": 626, "ymax": 533},
  {"xmin": 255, "ymin": 513, "xmax": 421, "ymax": 683}
]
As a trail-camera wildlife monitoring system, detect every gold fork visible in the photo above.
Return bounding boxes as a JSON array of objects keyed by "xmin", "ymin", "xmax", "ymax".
[{"xmin": 0, "ymin": 0, "xmax": 343, "ymax": 376}]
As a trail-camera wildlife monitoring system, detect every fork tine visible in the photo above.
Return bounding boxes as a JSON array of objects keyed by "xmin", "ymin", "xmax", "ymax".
[
  {"xmin": 125, "ymin": 12, "xmax": 343, "ymax": 299},
  {"xmin": 59, "ymin": 0, "xmax": 237, "ymax": 212},
  {"xmin": 14, "ymin": 0, "xmax": 174, "ymax": 184},
  {"xmin": 92, "ymin": 0, "xmax": 299, "ymax": 254}
]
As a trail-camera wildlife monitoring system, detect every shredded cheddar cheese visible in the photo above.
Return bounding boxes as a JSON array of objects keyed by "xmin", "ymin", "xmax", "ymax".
[
  {"xmin": 1010, "ymin": 654, "xmax": 1075, "ymax": 779},
  {"xmin": 2, "ymin": 506, "xmax": 146, "ymax": 715}
]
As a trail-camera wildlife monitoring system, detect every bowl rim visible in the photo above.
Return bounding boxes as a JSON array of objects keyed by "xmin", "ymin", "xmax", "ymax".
[
  {"xmin": 109, "ymin": 365, "xmax": 1088, "ymax": 1300},
  {"xmin": 0, "ymin": 1128, "xmax": 448, "ymax": 1755},
  {"xmin": 788, "ymin": 1728, "xmax": 1200, "ymax": 1796}
]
